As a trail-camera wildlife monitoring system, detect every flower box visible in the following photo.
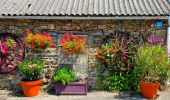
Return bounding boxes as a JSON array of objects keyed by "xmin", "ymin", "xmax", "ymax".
[{"xmin": 55, "ymin": 82, "xmax": 87, "ymax": 95}]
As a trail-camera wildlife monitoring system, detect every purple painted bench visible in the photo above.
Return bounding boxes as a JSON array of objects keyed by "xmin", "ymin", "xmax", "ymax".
[{"xmin": 55, "ymin": 82, "xmax": 87, "ymax": 95}]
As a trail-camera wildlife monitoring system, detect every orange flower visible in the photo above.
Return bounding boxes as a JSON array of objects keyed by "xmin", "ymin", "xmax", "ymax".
[
  {"xmin": 23, "ymin": 29, "xmax": 55, "ymax": 48},
  {"xmin": 60, "ymin": 32, "xmax": 86, "ymax": 54}
]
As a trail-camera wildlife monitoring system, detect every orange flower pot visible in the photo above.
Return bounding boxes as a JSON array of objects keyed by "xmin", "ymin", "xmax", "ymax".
[
  {"xmin": 139, "ymin": 81, "xmax": 160, "ymax": 99},
  {"xmin": 20, "ymin": 79, "xmax": 43, "ymax": 97}
]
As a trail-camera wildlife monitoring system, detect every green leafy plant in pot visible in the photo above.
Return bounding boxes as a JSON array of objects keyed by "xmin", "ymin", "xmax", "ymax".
[
  {"xmin": 53, "ymin": 67, "xmax": 88, "ymax": 95},
  {"xmin": 53, "ymin": 67, "xmax": 76, "ymax": 85},
  {"xmin": 18, "ymin": 58, "xmax": 44, "ymax": 97},
  {"xmin": 135, "ymin": 45, "xmax": 170, "ymax": 99}
]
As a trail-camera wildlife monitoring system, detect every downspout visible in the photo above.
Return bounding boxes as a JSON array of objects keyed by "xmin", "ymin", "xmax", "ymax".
[
  {"xmin": 166, "ymin": 0, "xmax": 170, "ymax": 85},
  {"xmin": 167, "ymin": 18, "xmax": 170, "ymax": 86},
  {"xmin": 168, "ymin": 18, "xmax": 170, "ymax": 55}
]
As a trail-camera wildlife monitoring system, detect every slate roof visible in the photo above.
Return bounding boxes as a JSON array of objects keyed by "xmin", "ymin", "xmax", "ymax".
[{"xmin": 0, "ymin": 0, "xmax": 169, "ymax": 16}]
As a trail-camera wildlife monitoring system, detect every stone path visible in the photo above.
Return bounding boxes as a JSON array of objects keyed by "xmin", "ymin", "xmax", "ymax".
[{"xmin": 1, "ymin": 88, "xmax": 170, "ymax": 100}]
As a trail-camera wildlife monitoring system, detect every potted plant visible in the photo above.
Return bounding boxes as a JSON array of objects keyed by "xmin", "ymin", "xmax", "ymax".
[
  {"xmin": 54, "ymin": 67, "xmax": 87, "ymax": 95},
  {"xmin": 59, "ymin": 32, "xmax": 87, "ymax": 54},
  {"xmin": 23, "ymin": 29, "xmax": 55, "ymax": 48},
  {"xmin": 135, "ymin": 45, "xmax": 170, "ymax": 99},
  {"xmin": 18, "ymin": 58, "xmax": 44, "ymax": 97}
]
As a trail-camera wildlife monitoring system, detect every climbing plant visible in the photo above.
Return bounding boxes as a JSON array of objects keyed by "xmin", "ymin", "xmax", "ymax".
[{"xmin": 97, "ymin": 32, "xmax": 139, "ymax": 91}]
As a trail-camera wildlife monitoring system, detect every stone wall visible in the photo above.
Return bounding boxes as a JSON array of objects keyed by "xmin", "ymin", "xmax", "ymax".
[
  {"xmin": 0, "ymin": 19, "xmax": 168, "ymax": 91},
  {"xmin": 0, "ymin": 19, "xmax": 168, "ymax": 35}
]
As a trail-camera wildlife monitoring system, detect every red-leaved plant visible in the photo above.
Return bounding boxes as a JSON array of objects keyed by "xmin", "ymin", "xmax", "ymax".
[
  {"xmin": 0, "ymin": 41, "xmax": 9, "ymax": 54},
  {"xmin": 23, "ymin": 29, "xmax": 55, "ymax": 48},
  {"xmin": 97, "ymin": 33, "xmax": 137, "ymax": 71},
  {"xmin": 0, "ymin": 37, "xmax": 17, "ymax": 54},
  {"xmin": 60, "ymin": 32, "xmax": 86, "ymax": 54}
]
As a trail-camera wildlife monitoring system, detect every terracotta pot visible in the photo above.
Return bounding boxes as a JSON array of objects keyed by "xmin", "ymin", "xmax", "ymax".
[
  {"xmin": 21, "ymin": 79, "xmax": 43, "ymax": 97},
  {"xmin": 139, "ymin": 81, "xmax": 160, "ymax": 99}
]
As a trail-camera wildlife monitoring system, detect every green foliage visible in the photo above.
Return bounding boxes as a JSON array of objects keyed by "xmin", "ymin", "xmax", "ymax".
[
  {"xmin": 97, "ymin": 33, "xmax": 138, "ymax": 70},
  {"xmin": 53, "ymin": 67, "xmax": 76, "ymax": 85},
  {"xmin": 6, "ymin": 37, "xmax": 16, "ymax": 47},
  {"xmin": 97, "ymin": 33, "xmax": 139, "ymax": 91},
  {"xmin": 97, "ymin": 65, "xmax": 109, "ymax": 90},
  {"xmin": 108, "ymin": 71, "xmax": 129, "ymax": 91},
  {"xmin": 18, "ymin": 58, "xmax": 44, "ymax": 81},
  {"xmin": 97, "ymin": 69, "xmax": 139, "ymax": 91},
  {"xmin": 135, "ymin": 45, "xmax": 170, "ymax": 83}
]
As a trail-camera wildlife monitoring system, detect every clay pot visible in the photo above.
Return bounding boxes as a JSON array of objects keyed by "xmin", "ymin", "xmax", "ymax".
[
  {"xmin": 20, "ymin": 79, "xmax": 42, "ymax": 97},
  {"xmin": 139, "ymin": 81, "xmax": 160, "ymax": 99}
]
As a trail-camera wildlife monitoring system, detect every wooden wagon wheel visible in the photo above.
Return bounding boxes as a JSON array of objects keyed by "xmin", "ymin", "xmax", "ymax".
[{"xmin": 100, "ymin": 31, "xmax": 138, "ymax": 71}]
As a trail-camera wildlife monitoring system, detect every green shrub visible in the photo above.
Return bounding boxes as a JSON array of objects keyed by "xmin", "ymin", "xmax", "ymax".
[
  {"xmin": 97, "ymin": 65, "xmax": 109, "ymax": 90},
  {"xmin": 18, "ymin": 58, "xmax": 44, "ymax": 81},
  {"xmin": 135, "ymin": 45, "xmax": 170, "ymax": 83},
  {"xmin": 53, "ymin": 67, "xmax": 76, "ymax": 85}
]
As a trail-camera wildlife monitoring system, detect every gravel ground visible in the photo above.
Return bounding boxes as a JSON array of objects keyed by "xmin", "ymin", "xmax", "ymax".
[{"xmin": 1, "ymin": 89, "xmax": 170, "ymax": 100}]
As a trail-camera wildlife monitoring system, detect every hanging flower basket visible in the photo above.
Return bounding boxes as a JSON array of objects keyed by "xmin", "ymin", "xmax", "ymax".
[
  {"xmin": 59, "ymin": 32, "xmax": 87, "ymax": 55},
  {"xmin": 23, "ymin": 29, "xmax": 55, "ymax": 48}
]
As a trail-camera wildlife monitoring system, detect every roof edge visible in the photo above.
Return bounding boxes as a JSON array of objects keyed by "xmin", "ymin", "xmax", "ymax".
[{"xmin": 0, "ymin": 16, "xmax": 169, "ymax": 20}]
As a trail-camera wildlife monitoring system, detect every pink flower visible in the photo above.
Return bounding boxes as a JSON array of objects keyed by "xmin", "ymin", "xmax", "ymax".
[{"xmin": 5, "ymin": 37, "xmax": 8, "ymax": 41}]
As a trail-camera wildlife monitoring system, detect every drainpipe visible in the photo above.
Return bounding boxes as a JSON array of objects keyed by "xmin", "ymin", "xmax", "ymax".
[
  {"xmin": 167, "ymin": 18, "xmax": 170, "ymax": 86},
  {"xmin": 168, "ymin": 18, "xmax": 170, "ymax": 55},
  {"xmin": 167, "ymin": 0, "xmax": 170, "ymax": 63}
]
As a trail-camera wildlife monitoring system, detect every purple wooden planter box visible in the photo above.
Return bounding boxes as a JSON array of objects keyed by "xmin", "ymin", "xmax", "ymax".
[{"xmin": 55, "ymin": 82, "xmax": 87, "ymax": 95}]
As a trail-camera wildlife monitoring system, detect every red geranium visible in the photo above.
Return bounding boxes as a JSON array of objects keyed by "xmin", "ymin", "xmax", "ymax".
[
  {"xmin": 23, "ymin": 30, "xmax": 55, "ymax": 48},
  {"xmin": 60, "ymin": 32, "xmax": 86, "ymax": 54},
  {"xmin": 97, "ymin": 43, "xmax": 116, "ymax": 67}
]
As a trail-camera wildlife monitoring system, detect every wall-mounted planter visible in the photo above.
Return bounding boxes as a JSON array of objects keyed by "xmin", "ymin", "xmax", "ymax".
[{"xmin": 55, "ymin": 82, "xmax": 87, "ymax": 95}]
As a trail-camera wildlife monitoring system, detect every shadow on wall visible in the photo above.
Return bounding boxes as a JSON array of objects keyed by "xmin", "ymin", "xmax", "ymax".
[{"xmin": 0, "ymin": 71, "xmax": 24, "ymax": 97}]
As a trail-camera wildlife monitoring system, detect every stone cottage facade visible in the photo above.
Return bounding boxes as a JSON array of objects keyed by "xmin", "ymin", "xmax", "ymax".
[{"xmin": 0, "ymin": 0, "xmax": 169, "ymax": 91}]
